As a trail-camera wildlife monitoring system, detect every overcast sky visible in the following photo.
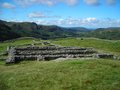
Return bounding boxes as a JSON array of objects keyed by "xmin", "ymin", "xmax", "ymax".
[{"xmin": 0, "ymin": 0, "xmax": 120, "ymax": 28}]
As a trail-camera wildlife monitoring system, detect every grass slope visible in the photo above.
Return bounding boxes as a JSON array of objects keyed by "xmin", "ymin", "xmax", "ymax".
[
  {"xmin": 0, "ymin": 37, "xmax": 120, "ymax": 90},
  {"xmin": 0, "ymin": 59, "xmax": 120, "ymax": 90},
  {"xmin": 0, "ymin": 37, "xmax": 42, "ymax": 54},
  {"xmin": 51, "ymin": 38, "xmax": 120, "ymax": 55},
  {"xmin": 0, "ymin": 37, "xmax": 120, "ymax": 55}
]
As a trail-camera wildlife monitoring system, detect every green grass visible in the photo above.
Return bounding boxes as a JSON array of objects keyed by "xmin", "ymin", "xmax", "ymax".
[
  {"xmin": 0, "ymin": 37, "xmax": 120, "ymax": 90},
  {"xmin": 0, "ymin": 37, "xmax": 42, "ymax": 54},
  {"xmin": 0, "ymin": 37, "xmax": 120, "ymax": 55},
  {"xmin": 0, "ymin": 59, "xmax": 120, "ymax": 90},
  {"xmin": 51, "ymin": 38, "xmax": 120, "ymax": 55}
]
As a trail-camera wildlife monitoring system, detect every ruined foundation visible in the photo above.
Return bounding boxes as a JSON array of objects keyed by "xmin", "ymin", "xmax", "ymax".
[{"xmin": 6, "ymin": 46, "xmax": 113, "ymax": 64}]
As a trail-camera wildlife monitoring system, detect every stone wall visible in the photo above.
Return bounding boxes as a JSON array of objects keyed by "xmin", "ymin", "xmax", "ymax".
[{"xmin": 6, "ymin": 46, "xmax": 113, "ymax": 64}]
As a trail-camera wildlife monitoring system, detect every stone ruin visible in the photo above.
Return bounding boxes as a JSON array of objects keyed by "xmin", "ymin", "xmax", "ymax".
[{"xmin": 6, "ymin": 46, "xmax": 114, "ymax": 64}]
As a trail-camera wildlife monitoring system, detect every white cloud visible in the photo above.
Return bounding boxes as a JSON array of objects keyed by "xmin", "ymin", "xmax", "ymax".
[
  {"xmin": 33, "ymin": 0, "xmax": 55, "ymax": 6},
  {"xmin": 13, "ymin": 0, "xmax": 117, "ymax": 7},
  {"xmin": 106, "ymin": 0, "xmax": 116, "ymax": 5},
  {"xmin": 28, "ymin": 12, "xmax": 45, "ymax": 18},
  {"xmin": 1, "ymin": 2, "xmax": 15, "ymax": 9},
  {"xmin": 32, "ymin": 17, "xmax": 120, "ymax": 28},
  {"xmin": 63, "ymin": 0, "xmax": 78, "ymax": 6},
  {"xmin": 28, "ymin": 12, "xmax": 61, "ymax": 18},
  {"xmin": 14, "ymin": 0, "xmax": 78, "ymax": 6},
  {"xmin": 84, "ymin": 0, "xmax": 100, "ymax": 6},
  {"xmin": 6, "ymin": 17, "xmax": 120, "ymax": 28},
  {"xmin": 83, "ymin": 17, "xmax": 98, "ymax": 23}
]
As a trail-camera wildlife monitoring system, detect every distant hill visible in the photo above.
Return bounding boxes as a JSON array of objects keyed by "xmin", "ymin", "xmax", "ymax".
[
  {"xmin": 0, "ymin": 20, "xmax": 120, "ymax": 41},
  {"xmin": 0, "ymin": 20, "xmax": 88, "ymax": 41},
  {"xmin": 65, "ymin": 27, "xmax": 90, "ymax": 32},
  {"xmin": 87, "ymin": 28, "xmax": 120, "ymax": 40},
  {"xmin": 0, "ymin": 21, "xmax": 21, "ymax": 41}
]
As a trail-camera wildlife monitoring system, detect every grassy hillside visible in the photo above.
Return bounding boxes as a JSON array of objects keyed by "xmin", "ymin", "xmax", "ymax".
[
  {"xmin": 0, "ymin": 20, "xmax": 80, "ymax": 41},
  {"xmin": 0, "ymin": 22, "xmax": 20, "ymax": 41},
  {"xmin": 0, "ymin": 37, "xmax": 39, "ymax": 54},
  {"xmin": 0, "ymin": 20, "xmax": 120, "ymax": 41},
  {"xmin": 0, "ymin": 59, "xmax": 120, "ymax": 90},
  {"xmin": 0, "ymin": 37, "xmax": 120, "ymax": 55},
  {"xmin": 87, "ymin": 28, "xmax": 120, "ymax": 40},
  {"xmin": 0, "ymin": 37, "xmax": 120, "ymax": 90},
  {"xmin": 51, "ymin": 38, "xmax": 120, "ymax": 55}
]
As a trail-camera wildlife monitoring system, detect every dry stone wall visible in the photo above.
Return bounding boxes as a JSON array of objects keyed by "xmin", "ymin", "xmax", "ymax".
[{"xmin": 6, "ymin": 46, "xmax": 113, "ymax": 64}]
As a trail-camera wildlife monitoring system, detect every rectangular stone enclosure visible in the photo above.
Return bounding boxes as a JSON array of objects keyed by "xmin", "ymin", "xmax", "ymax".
[{"xmin": 6, "ymin": 46, "xmax": 113, "ymax": 64}]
